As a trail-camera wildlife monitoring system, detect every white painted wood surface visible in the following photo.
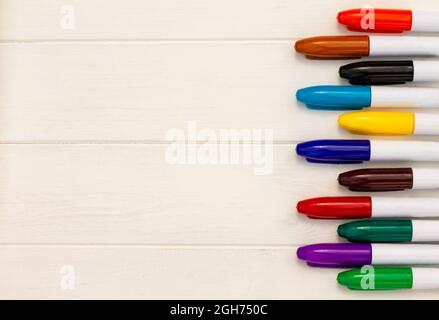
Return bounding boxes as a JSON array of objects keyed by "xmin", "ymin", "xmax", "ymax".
[
  {"xmin": 0, "ymin": 0, "xmax": 433, "ymax": 40},
  {"xmin": 3, "ymin": 246, "xmax": 439, "ymax": 300},
  {"xmin": 2, "ymin": 0, "xmax": 439, "ymax": 299}
]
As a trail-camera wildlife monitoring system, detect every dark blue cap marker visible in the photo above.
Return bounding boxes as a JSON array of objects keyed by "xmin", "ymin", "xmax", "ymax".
[
  {"xmin": 296, "ymin": 86, "xmax": 372, "ymax": 110},
  {"xmin": 295, "ymin": 140, "xmax": 371, "ymax": 164}
]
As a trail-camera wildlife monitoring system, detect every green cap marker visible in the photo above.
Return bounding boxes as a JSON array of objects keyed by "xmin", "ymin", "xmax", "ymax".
[
  {"xmin": 338, "ymin": 219, "xmax": 439, "ymax": 243},
  {"xmin": 338, "ymin": 267, "xmax": 439, "ymax": 291},
  {"xmin": 337, "ymin": 267, "xmax": 413, "ymax": 290}
]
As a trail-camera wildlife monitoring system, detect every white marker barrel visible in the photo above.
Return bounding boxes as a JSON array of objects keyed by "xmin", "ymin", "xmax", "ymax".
[
  {"xmin": 412, "ymin": 268, "xmax": 439, "ymax": 289},
  {"xmin": 369, "ymin": 36, "xmax": 439, "ymax": 57},
  {"xmin": 372, "ymin": 244, "xmax": 439, "ymax": 264},
  {"xmin": 413, "ymin": 113, "xmax": 439, "ymax": 135},
  {"xmin": 411, "ymin": 11, "xmax": 439, "ymax": 32},
  {"xmin": 412, "ymin": 221, "xmax": 439, "ymax": 242},
  {"xmin": 413, "ymin": 61, "xmax": 439, "ymax": 82},
  {"xmin": 371, "ymin": 197, "xmax": 439, "ymax": 218},
  {"xmin": 371, "ymin": 87, "xmax": 439, "ymax": 108},
  {"xmin": 412, "ymin": 168, "xmax": 439, "ymax": 190},
  {"xmin": 370, "ymin": 141, "xmax": 439, "ymax": 162}
]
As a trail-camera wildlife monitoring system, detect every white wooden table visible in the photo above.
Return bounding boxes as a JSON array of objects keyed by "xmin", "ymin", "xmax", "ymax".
[{"xmin": 1, "ymin": 0, "xmax": 439, "ymax": 299}]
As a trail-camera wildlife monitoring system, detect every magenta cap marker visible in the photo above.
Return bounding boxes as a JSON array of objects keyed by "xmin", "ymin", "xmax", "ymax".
[
  {"xmin": 297, "ymin": 243, "xmax": 439, "ymax": 268},
  {"xmin": 296, "ymin": 243, "xmax": 371, "ymax": 268}
]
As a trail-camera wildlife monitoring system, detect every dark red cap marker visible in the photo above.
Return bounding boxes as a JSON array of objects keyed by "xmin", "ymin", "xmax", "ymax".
[{"xmin": 338, "ymin": 168, "xmax": 413, "ymax": 192}]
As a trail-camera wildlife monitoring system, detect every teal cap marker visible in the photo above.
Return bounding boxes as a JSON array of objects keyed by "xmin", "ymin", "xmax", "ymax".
[{"xmin": 338, "ymin": 220, "xmax": 439, "ymax": 243}]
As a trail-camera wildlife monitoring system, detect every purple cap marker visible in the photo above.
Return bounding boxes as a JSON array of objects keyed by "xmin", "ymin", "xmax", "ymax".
[{"xmin": 296, "ymin": 243, "xmax": 372, "ymax": 268}]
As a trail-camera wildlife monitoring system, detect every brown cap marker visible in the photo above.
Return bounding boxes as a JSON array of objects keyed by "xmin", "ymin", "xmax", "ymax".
[
  {"xmin": 338, "ymin": 168, "xmax": 413, "ymax": 192},
  {"xmin": 294, "ymin": 36, "xmax": 370, "ymax": 59}
]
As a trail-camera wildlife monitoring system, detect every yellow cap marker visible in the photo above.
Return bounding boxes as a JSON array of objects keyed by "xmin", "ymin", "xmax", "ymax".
[{"xmin": 338, "ymin": 111, "xmax": 415, "ymax": 136}]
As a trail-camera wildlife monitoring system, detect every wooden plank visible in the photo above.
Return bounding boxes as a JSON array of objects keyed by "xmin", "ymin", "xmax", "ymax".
[
  {"xmin": 0, "ymin": 144, "xmax": 437, "ymax": 245},
  {"xmin": 0, "ymin": 0, "xmax": 432, "ymax": 40},
  {"xmin": 2, "ymin": 245, "xmax": 438, "ymax": 299},
  {"xmin": 0, "ymin": 42, "xmax": 331, "ymax": 142},
  {"xmin": 3, "ymin": 42, "xmax": 439, "ymax": 142}
]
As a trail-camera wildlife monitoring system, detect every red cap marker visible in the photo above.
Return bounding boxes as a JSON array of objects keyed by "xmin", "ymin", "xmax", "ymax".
[
  {"xmin": 297, "ymin": 197, "xmax": 439, "ymax": 219},
  {"xmin": 297, "ymin": 197, "xmax": 371, "ymax": 219},
  {"xmin": 338, "ymin": 8, "xmax": 439, "ymax": 33}
]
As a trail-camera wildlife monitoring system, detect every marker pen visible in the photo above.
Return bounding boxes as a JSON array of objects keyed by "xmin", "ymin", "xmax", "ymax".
[
  {"xmin": 338, "ymin": 9, "xmax": 439, "ymax": 33},
  {"xmin": 297, "ymin": 196, "xmax": 439, "ymax": 219},
  {"xmin": 338, "ymin": 267, "xmax": 439, "ymax": 291},
  {"xmin": 297, "ymin": 243, "xmax": 439, "ymax": 267},
  {"xmin": 338, "ymin": 111, "xmax": 439, "ymax": 136},
  {"xmin": 339, "ymin": 61, "xmax": 439, "ymax": 85},
  {"xmin": 338, "ymin": 219, "xmax": 439, "ymax": 243},
  {"xmin": 296, "ymin": 140, "xmax": 439, "ymax": 164},
  {"xmin": 295, "ymin": 36, "xmax": 439, "ymax": 59},
  {"xmin": 338, "ymin": 168, "xmax": 439, "ymax": 192},
  {"xmin": 296, "ymin": 86, "xmax": 439, "ymax": 110}
]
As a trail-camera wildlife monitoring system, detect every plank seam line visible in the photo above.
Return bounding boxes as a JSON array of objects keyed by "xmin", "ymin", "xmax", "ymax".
[
  {"xmin": 0, "ymin": 38, "xmax": 300, "ymax": 45},
  {"xmin": 0, "ymin": 141, "xmax": 302, "ymax": 145},
  {"xmin": 0, "ymin": 244, "xmax": 298, "ymax": 249}
]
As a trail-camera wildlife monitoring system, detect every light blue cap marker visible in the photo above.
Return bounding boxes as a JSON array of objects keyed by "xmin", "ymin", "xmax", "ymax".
[{"xmin": 296, "ymin": 85, "xmax": 372, "ymax": 110}]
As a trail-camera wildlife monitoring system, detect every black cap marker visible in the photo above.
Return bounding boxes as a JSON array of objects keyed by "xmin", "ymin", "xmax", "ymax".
[{"xmin": 339, "ymin": 61, "xmax": 414, "ymax": 85}]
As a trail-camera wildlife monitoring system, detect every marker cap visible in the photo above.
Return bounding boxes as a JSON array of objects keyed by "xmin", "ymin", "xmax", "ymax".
[
  {"xmin": 296, "ymin": 86, "xmax": 371, "ymax": 110},
  {"xmin": 338, "ymin": 111, "xmax": 415, "ymax": 136},
  {"xmin": 339, "ymin": 61, "xmax": 414, "ymax": 85},
  {"xmin": 338, "ymin": 220, "xmax": 413, "ymax": 243},
  {"xmin": 297, "ymin": 243, "xmax": 372, "ymax": 268},
  {"xmin": 297, "ymin": 196, "xmax": 372, "ymax": 219},
  {"xmin": 337, "ymin": 267, "xmax": 413, "ymax": 290},
  {"xmin": 294, "ymin": 36, "xmax": 370, "ymax": 59},
  {"xmin": 295, "ymin": 140, "xmax": 371, "ymax": 164},
  {"xmin": 337, "ymin": 9, "xmax": 413, "ymax": 33},
  {"xmin": 338, "ymin": 168, "xmax": 413, "ymax": 192}
]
